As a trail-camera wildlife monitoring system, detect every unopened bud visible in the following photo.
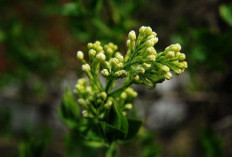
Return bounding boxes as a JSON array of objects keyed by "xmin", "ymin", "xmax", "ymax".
[
  {"xmin": 82, "ymin": 64, "xmax": 91, "ymax": 72},
  {"xmin": 128, "ymin": 30, "xmax": 136, "ymax": 41},
  {"xmin": 164, "ymin": 72, "xmax": 172, "ymax": 80},
  {"xmin": 96, "ymin": 52, "xmax": 106, "ymax": 61},
  {"xmin": 101, "ymin": 69, "xmax": 110, "ymax": 77},
  {"xmin": 77, "ymin": 51, "xmax": 84, "ymax": 60}
]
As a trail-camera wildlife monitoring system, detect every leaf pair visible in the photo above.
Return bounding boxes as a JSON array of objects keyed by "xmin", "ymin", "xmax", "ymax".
[{"xmin": 101, "ymin": 102, "xmax": 142, "ymax": 143}]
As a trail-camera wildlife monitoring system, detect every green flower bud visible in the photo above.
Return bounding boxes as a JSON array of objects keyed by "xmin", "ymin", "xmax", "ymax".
[
  {"xmin": 77, "ymin": 51, "xmax": 84, "ymax": 60},
  {"xmin": 115, "ymin": 52, "xmax": 124, "ymax": 62},
  {"xmin": 78, "ymin": 98, "xmax": 87, "ymax": 106},
  {"xmin": 147, "ymin": 55, "xmax": 156, "ymax": 62},
  {"xmin": 98, "ymin": 92, "xmax": 107, "ymax": 100},
  {"xmin": 135, "ymin": 66, "xmax": 145, "ymax": 74},
  {"xmin": 125, "ymin": 88, "xmax": 137, "ymax": 97},
  {"xmin": 169, "ymin": 43, "xmax": 181, "ymax": 52},
  {"xmin": 95, "ymin": 41, "xmax": 101, "ymax": 46},
  {"xmin": 96, "ymin": 52, "xmax": 106, "ymax": 61},
  {"xmin": 82, "ymin": 64, "xmax": 91, "ymax": 72},
  {"xmin": 82, "ymin": 110, "xmax": 89, "ymax": 117},
  {"xmin": 128, "ymin": 30, "xmax": 136, "ymax": 41},
  {"xmin": 146, "ymin": 47, "xmax": 156, "ymax": 55},
  {"xmin": 152, "ymin": 31, "xmax": 157, "ymax": 37},
  {"xmin": 173, "ymin": 69, "xmax": 182, "ymax": 75},
  {"xmin": 178, "ymin": 53, "xmax": 186, "ymax": 61},
  {"xmin": 101, "ymin": 69, "xmax": 110, "ymax": 77},
  {"xmin": 89, "ymin": 49, "xmax": 96, "ymax": 57},
  {"xmin": 139, "ymin": 26, "xmax": 146, "ymax": 34},
  {"xmin": 105, "ymin": 100, "xmax": 113, "ymax": 108},
  {"xmin": 114, "ymin": 70, "xmax": 127, "ymax": 77},
  {"xmin": 143, "ymin": 63, "xmax": 151, "ymax": 68},
  {"xmin": 166, "ymin": 51, "xmax": 175, "ymax": 58},
  {"xmin": 125, "ymin": 103, "xmax": 132, "ymax": 110},
  {"xmin": 145, "ymin": 27, "xmax": 152, "ymax": 35},
  {"xmin": 164, "ymin": 72, "xmax": 172, "ymax": 80},
  {"xmin": 116, "ymin": 63, "xmax": 123, "ymax": 69},
  {"xmin": 161, "ymin": 65, "xmax": 170, "ymax": 72},
  {"xmin": 134, "ymin": 75, "xmax": 140, "ymax": 81},
  {"xmin": 121, "ymin": 92, "xmax": 127, "ymax": 99},
  {"xmin": 181, "ymin": 61, "xmax": 188, "ymax": 68},
  {"xmin": 110, "ymin": 58, "xmax": 119, "ymax": 66},
  {"xmin": 87, "ymin": 43, "xmax": 93, "ymax": 49}
]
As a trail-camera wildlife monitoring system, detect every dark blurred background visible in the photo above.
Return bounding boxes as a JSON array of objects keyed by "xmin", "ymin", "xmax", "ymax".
[{"xmin": 0, "ymin": 0, "xmax": 232, "ymax": 156}]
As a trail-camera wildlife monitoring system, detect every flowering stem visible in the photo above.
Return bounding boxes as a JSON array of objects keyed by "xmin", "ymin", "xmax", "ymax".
[{"xmin": 109, "ymin": 80, "xmax": 133, "ymax": 97}]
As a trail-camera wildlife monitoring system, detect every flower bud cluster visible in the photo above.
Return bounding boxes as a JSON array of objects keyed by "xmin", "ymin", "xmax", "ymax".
[
  {"xmin": 123, "ymin": 26, "xmax": 187, "ymax": 88},
  {"xmin": 74, "ymin": 26, "xmax": 187, "ymax": 118}
]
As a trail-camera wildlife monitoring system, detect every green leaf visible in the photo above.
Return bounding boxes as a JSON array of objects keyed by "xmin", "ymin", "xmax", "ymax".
[
  {"xmin": 100, "ymin": 122, "xmax": 125, "ymax": 143},
  {"xmin": 101, "ymin": 103, "xmax": 129, "ymax": 142},
  {"xmin": 105, "ymin": 102, "xmax": 122, "ymax": 129},
  {"xmin": 219, "ymin": 4, "xmax": 232, "ymax": 26},
  {"xmin": 125, "ymin": 119, "xmax": 142, "ymax": 140},
  {"xmin": 58, "ymin": 87, "xmax": 80, "ymax": 129}
]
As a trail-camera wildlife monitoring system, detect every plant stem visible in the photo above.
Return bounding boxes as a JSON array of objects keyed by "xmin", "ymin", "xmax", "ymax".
[
  {"xmin": 109, "ymin": 81, "xmax": 132, "ymax": 97},
  {"xmin": 106, "ymin": 142, "xmax": 117, "ymax": 157}
]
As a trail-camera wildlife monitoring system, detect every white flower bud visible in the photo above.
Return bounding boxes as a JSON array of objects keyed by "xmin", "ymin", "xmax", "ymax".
[
  {"xmin": 164, "ymin": 72, "xmax": 172, "ymax": 80},
  {"xmin": 114, "ymin": 70, "xmax": 127, "ymax": 77},
  {"xmin": 139, "ymin": 26, "xmax": 146, "ymax": 34},
  {"xmin": 106, "ymin": 48, "xmax": 113, "ymax": 55},
  {"xmin": 126, "ymin": 88, "xmax": 137, "ymax": 97},
  {"xmin": 135, "ymin": 67, "xmax": 145, "ymax": 74},
  {"xmin": 98, "ymin": 92, "xmax": 107, "ymax": 100},
  {"xmin": 82, "ymin": 64, "xmax": 91, "ymax": 72},
  {"xmin": 105, "ymin": 100, "xmax": 113, "ymax": 108},
  {"xmin": 143, "ymin": 63, "xmax": 151, "ymax": 68},
  {"xmin": 153, "ymin": 37, "xmax": 158, "ymax": 44},
  {"xmin": 145, "ymin": 27, "xmax": 152, "ymax": 35},
  {"xmin": 173, "ymin": 69, "xmax": 182, "ymax": 75},
  {"xmin": 152, "ymin": 32, "xmax": 157, "ymax": 37},
  {"xmin": 110, "ymin": 58, "xmax": 119, "ymax": 66},
  {"xmin": 146, "ymin": 40, "xmax": 154, "ymax": 47},
  {"xmin": 95, "ymin": 41, "xmax": 101, "ymax": 46},
  {"xmin": 115, "ymin": 52, "xmax": 124, "ymax": 62},
  {"xmin": 181, "ymin": 61, "xmax": 188, "ymax": 68},
  {"xmin": 121, "ymin": 92, "xmax": 127, "ymax": 99},
  {"xmin": 128, "ymin": 30, "xmax": 136, "ymax": 41},
  {"xmin": 116, "ymin": 63, "xmax": 123, "ymax": 69},
  {"xmin": 89, "ymin": 49, "xmax": 96, "ymax": 57},
  {"xmin": 166, "ymin": 51, "xmax": 175, "ymax": 58},
  {"xmin": 161, "ymin": 65, "xmax": 170, "ymax": 72},
  {"xmin": 134, "ymin": 75, "xmax": 140, "ymax": 81},
  {"xmin": 77, "ymin": 51, "xmax": 84, "ymax": 60},
  {"xmin": 101, "ymin": 69, "xmax": 110, "ymax": 77},
  {"xmin": 148, "ymin": 55, "xmax": 156, "ymax": 62},
  {"xmin": 96, "ymin": 52, "xmax": 106, "ymax": 61},
  {"xmin": 82, "ymin": 110, "xmax": 88, "ymax": 117},
  {"xmin": 87, "ymin": 43, "xmax": 93, "ymax": 49},
  {"xmin": 146, "ymin": 47, "xmax": 156, "ymax": 55},
  {"xmin": 178, "ymin": 53, "xmax": 186, "ymax": 60},
  {"xmin": 86, "ymin": 87, "xmax": 92, "ymax": 93},
  {"xmin": 78, "ymin": 98, "xmax": 86, "ymax": 106},
  {"xmin": 125, "ymin": 103, "xmax": 132, "ymax": 110}
]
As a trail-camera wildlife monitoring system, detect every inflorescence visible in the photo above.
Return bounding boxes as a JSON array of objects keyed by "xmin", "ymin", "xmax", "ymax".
[{"xmin": 75, "ymin": 26, "xmax": 187, "ymax": 119}]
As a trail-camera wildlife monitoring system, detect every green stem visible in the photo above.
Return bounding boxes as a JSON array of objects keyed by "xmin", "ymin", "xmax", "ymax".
[
  {"xmin": 106, "ymin": 142, "xmax": 117, "ymax": 157},
  {"xmin": 105, "ymin": 78, "xmax": 114, "ymax": 93},
  {"xmin": 109, "ymin": 81, "xmax": 133, "ymax": 97}
]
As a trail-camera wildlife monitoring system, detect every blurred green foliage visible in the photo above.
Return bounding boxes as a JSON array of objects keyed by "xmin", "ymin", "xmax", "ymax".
[
  {"xmin": 219, "ymin": 4, "xmax": 232, "ymax": 26},
  {"xmin": 200, "ymin": 128, "xmax": 224, "ymax": 157},
  {"xmin": 61, "ymin": 0, "xmax": 143, "ymax": 43},
  {"xmin": 18, "ymin": 129, "xmax": 51, "ymax": 157}
]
